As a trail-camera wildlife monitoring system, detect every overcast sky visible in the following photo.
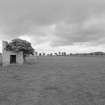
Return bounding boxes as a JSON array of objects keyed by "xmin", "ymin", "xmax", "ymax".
[{"xmin": 0, "ymin": 0, "xmax": 105, "ymax": 53}]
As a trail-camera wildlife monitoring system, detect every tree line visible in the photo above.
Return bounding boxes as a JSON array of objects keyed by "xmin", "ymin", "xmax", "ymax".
[{"xmin": 34, "ymin": 51, "xmax": 105, "ymax": 56}]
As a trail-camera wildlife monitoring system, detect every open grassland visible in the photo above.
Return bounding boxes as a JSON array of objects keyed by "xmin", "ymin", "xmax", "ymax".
[{"xmin": 0, "ymin": 56, "xmax": 105, "ymax": 105}]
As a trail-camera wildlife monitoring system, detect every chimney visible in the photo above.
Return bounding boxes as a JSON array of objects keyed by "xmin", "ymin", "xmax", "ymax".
[{"xmin": 2, "ymin": 41, "xmax": 8, "ymax": 52}]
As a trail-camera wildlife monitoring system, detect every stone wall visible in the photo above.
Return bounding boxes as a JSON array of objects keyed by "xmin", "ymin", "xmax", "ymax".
[
  {"xmin": 16, "ymin": 51, "xmax": 24, "ymax": 65},
  {"xmin": 2, "ymin": 41, "xmax": 24, "ymax": 66}
]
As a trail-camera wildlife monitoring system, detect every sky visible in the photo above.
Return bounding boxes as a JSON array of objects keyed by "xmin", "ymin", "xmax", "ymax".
[{"xmin": 0, "ymin": 0, "xmax": 105, "ymax": 53}]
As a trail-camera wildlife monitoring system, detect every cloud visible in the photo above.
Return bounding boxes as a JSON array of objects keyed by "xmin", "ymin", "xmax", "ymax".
[
  {"xmin": 0, "ymin": 0, "xmax": 105, "ymax": 50},
  {"xmin": 51, "ymin": 14, "xmax": 105, "ymax": 47}
]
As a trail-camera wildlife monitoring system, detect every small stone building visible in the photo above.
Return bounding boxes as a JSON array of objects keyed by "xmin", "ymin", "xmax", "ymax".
[{"xmin": 2, "ymin": 41, "xmax": 24, "ymax": 66}]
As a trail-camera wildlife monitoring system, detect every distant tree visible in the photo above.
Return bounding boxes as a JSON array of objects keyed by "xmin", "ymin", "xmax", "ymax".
[
  {"xmin": 42, "ymin": 53, "xmax": 46, "ymax": 56},
  {"xmin": 70, "ymin": 53, "xmax": 72, "ymax": 56},
  {"xmin": 6, "ymin": 38, "xmax": 34, "ymax": 61},
  {"xmin": 49, "ymin": 53, "xmax": 53, "ymax": 56},
  {"xmin": 35, "ymin": 51, "xmax": 38, "ymax": 56},
  {"xmin": 54, "ymin": 53, "xmax": 58, "ymax": 56},
  {"xmin": 58, "ymin": 52, "xmax": 61, "ymax": 56},
  {"xmin": 39, "ymin": 53, "xmax": 42, "ymax": 56},
  {"xmin": 63, "ymin": 52, "xmax": 66, "ymax": 56},
  {"xmin": 61, "ymin": 52, "xmax": 64, "ymax": 56}
]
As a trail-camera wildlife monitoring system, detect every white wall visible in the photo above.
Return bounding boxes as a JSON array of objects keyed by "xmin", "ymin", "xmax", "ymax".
[{"xmin": 2, "ymin": 51, "xmax": 24, "ymax": 66}]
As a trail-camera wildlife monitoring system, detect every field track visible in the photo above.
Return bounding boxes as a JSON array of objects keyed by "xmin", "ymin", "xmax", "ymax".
[{"xmin": 0, "ymin": 56, "xmax": 105, "ymax": 105}]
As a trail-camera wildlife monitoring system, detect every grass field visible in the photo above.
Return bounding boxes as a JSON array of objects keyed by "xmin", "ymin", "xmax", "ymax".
[{"xmin": 0, "ymin": 56, "xmax": 105, "ymax": 105}]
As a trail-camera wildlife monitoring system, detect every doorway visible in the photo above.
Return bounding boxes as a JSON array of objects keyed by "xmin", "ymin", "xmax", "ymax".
[{"xmin": 10, "ymin": 55, "xmax": 16, "ymax": 64}]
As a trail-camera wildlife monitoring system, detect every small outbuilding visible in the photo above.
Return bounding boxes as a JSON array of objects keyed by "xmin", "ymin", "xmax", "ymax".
[{"xmin": 2, "ymin": 41, "xmax": 24, "ymax": 66}]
